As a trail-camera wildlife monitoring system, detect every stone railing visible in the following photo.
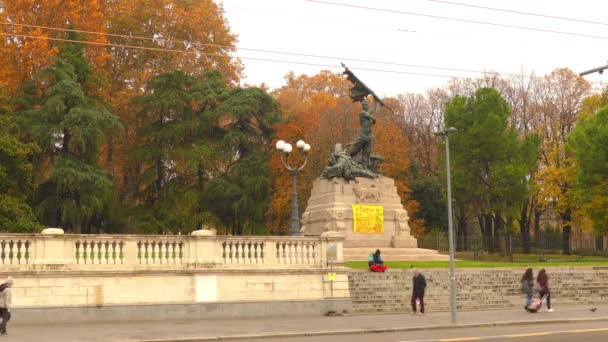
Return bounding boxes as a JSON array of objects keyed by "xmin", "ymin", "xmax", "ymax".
[{"xmin": 0, "ymin": 230, "xmax": 344, "ymax": 271}]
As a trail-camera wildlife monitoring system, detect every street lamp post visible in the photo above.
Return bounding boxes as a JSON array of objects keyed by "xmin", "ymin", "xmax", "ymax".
[
  {"xmin": 275, "ymin": 139, "xmax": 311, "ymax": 236},
  {"xmin": 437, "ymin": 127, "xmax": 458, "ymax": 324}
]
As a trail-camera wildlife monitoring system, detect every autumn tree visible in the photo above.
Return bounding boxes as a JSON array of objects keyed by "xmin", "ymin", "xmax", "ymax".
[
  {"xmin": 534, "ymin": 69, "xmax": 591, "ymax": 254},
  {"xmin": 270, "ymin": 71, "xmax": 422, "ymax": 235},
  {"xmin": 0, "ymin": 0, "xmax": 108, "ymax": 94},
  {"xmin": 101, "ymin": 0, "xmax": 241, "ymax": 214},
  {"xmin": 269, "ymin": 71, "xmax": 355, "ymax": 234},
  {"xmin": 569, "ymin": 92, "xmax": 608, "ymax": 235}
]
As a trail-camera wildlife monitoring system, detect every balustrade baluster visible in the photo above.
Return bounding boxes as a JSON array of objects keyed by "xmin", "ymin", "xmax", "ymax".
[
  {"xmin": 74, "ymin": 241, "xmax": 81, "ymax": 264},
  {"xmin": 277, "ymin": 242, "xmax": 284, "ymax": 264},
  {"xmin": 255, "ymin": 242, "xmax": 261, "ymax": 263},
  {"xmin": 8, "ymin": 240, "xmax": 14, "ymax": 264},
  {"xmin": 144, "ymin": 241, "xmax": 150, "ymax": 264},
  {"xmin": 236, "ymin": 241, "xmax": 245, "ymax": 264},
  {"xmin": 171, "ymin": 241, "xmax": 177, "ymax": 264},
  {"xmin": 246, "ymin": 243, "xmax": 252, "ymax": 263},
  {"xmin": 176, "ymin": 241, "xmax": 182, "ymax": 263}
]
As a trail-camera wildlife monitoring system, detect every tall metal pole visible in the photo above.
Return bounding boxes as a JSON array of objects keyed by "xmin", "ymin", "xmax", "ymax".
[
  {"xmin": 444, "ymin": 130, "xmax": 457, "ymax": 324},
  {"xmin": 290, "ymin": 169, "xmax": 300, "ymax": 236}
]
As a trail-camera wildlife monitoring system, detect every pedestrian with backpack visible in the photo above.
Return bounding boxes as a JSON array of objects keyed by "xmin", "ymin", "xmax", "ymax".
[{"xmin": 0, "ymin": 276, "xmax": 13, "ymax": 336}]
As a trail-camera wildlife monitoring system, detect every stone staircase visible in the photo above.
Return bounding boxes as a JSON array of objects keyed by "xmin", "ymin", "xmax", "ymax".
[
  {"xmin": 344, "ymin": 247, "xmax": 449, "ymax": 262},
  {"xmin": 347, "ymin": 267, "xmax": 608, "ymax": 313}
]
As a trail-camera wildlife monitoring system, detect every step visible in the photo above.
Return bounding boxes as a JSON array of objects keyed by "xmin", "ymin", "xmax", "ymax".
[{"xmin": 344, "ymin": 247, "xmax": 450, "ymax": 261}]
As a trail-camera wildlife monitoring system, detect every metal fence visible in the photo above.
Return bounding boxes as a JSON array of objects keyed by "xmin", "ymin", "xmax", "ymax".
[{"xmin": 418, "ymin": 231, "xmax": 607, "ymax": 261}]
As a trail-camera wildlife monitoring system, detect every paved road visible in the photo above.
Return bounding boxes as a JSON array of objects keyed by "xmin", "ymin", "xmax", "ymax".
[
  {"xmin": 7, "ymin": 305, "xmax": 608, "ymax": 341},
  {"xmin": 244, "ymin": 321, "xmax": 608, "ymax": 342}
]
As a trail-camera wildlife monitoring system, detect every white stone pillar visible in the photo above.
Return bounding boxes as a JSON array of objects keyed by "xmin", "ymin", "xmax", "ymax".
[
  {"xmin": 187, "ymin": 230, "xmax": 221, "ymax": 267},
  {"xmin": 32, "ymin": 228, "xmax": 74, "ymax": 270}
]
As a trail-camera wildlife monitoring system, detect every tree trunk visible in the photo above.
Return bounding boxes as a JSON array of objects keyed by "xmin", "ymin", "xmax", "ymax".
[
  {"xmin": 534, "ymin": 208, "xmax": 542, "ymax": 251},
  {"xmin": 156, "ymin": 157, "xmax": 163, "ymax": 202},
  {"xmin": 485, "ymin": 214, "xmax": 494, "ymax": 253},
  {"xmin": 456, "ymin": 205, "xmax": 467, "ymax": 251},
  {"xmin": 494, "ymin": 212, "xmax": 505, "ymax": 254},
  {"xmin": 520, "ymin": 199, "xmax": 531, "ymax": 254},
  {"xmin": 561, "ymin": 208, "xmax": 572, "ymax": 255},
  {"xmin": 62, "ymin": 129, "xmax": 70, "ymax": 155}
]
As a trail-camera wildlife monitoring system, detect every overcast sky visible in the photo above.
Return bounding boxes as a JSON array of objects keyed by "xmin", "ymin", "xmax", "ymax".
[{"xmin": 221, "ymin": 0, "xmax": 608, "ymax": 97}]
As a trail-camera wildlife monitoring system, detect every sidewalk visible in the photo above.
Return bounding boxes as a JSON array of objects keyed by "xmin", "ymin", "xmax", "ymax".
[{"xmin": 10, "ymin": 304, "xmax": 608, "ymax": 342}]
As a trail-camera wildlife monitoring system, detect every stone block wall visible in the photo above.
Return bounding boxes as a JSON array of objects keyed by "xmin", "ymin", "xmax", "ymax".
[{"xmin": 348, "ymin": 267, "xmax": 608, "ymax": 313}]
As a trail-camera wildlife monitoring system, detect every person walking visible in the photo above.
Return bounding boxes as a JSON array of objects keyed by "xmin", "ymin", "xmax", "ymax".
[
  {"xmin": 368, "ymin": 249, "xmax": 387, "ymax": 272},
  {"xmin": 521, "ymin": 268, "xmax": 534, "ymax": 310},
  {"xmin": 537, "ymin": 269, "xmax": 553, "ymax": 312},
  {"xmin": 411, "ymin": 269, "xmax": 427, "ymax": 315},
  {"xmin": 0, "ymin": 277, "xmax": 14, "ymax": 336}
]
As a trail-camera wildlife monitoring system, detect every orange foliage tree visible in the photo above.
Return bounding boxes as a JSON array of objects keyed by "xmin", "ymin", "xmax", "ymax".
[
  {"xmin": 269, "ymin": 71, "xmax": 423, "ymax": 236},
  {"xmin": 0, "ymin": 0, "xmax": 108, "ymax": 93},
  {"xmin": 101, "ymin": 0, "xmax": 241, "ymax": 203}
]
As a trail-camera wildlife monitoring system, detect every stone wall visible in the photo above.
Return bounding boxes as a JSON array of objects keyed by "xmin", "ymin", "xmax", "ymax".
[
  {"xmin": 0, "ymin": 231, "xmax": 351, "ymax": 323},
  {"xmin": 348, "ymin": 267, "xmax": 608, "ymax": 313}
]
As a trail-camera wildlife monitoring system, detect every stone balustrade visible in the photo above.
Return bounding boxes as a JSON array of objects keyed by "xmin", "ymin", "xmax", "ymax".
[{"xmin": 0, "ymin": 230, "xmax": 344, "ymax": 271}]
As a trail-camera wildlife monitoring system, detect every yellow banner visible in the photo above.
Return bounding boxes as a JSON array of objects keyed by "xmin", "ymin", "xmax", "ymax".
[{"xmin": 352, "ymin": 205, "xmax": 384, "ymax": 234}]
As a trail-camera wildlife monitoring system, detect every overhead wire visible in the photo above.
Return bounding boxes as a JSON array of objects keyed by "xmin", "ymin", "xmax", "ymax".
[
  {"xmin": 0, "ymin": 32, "xmax": 467, "ymax": 79},
  {"xmin": 1, "ymin": 20, "xmax": 595, "ymax": 83},
  {"xmin": 426, "ymin": 0, "xmax": 608, "ymax": 27},
  {"xmin": 0, "ymin": 21, "xmax": 494, "ymax": 75},
  {"xmin": 303, "ymin": 0, "xmax": 608, "ymax": 40},
  {"xmin": 0, "ymin": 22, "xmax": 604, "ymax": 86}
]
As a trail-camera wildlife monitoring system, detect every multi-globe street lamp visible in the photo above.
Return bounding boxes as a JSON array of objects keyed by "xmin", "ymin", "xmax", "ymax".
[
  {"xmin": 275, "ymin": 139, "xmax": 311, "ymax": 236},
  {"xmin": 437, "ymin": 126, "xmax": 458, "ymax": 324}
]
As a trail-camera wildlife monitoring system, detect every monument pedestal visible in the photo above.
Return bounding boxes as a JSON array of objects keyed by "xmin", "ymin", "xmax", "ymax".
[
  {"xmin": 301, "ymin": 177, "xmax": 449, "ymax": 261},
  {"xmin": 300, "ymin": 177, "xmax": 417, "ymax": 248}
]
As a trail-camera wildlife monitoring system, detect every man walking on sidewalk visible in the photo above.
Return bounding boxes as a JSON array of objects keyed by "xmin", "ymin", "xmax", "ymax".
[
  {"xmin": 0, "ymin": 276, "xmax": 13, "ymax": 336},
  {"xmin": 411, "ymin": 269, "xmax": 427, "ymax": 315}
]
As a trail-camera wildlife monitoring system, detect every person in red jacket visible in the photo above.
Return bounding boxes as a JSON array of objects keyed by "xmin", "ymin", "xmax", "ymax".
[{"xmin": 368, "ymin": 249, "xmax": 387, "ymax": 272}]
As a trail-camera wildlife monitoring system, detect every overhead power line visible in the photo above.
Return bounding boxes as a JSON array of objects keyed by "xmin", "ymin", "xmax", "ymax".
[
  {"xmin": 1, "ymin": 29, "xmax": 603, "ymax": 86},
  {"xmin": 0, "ymin": 21, "xmax": 481, "ymax": 75},
  {"xmin": 427, "ymin": 0, "xmax": 608, "ymax": 27},
  {"xmin": 0, "ymin": 32, "xmax": 468, "ymax": 79},
  {"xmin": 0, "ymin": 21, "xmax": 576, "ymax": 81},
  {"xmin": 303, "ymin": 0, "xmax": 608, "ymax": 40}
]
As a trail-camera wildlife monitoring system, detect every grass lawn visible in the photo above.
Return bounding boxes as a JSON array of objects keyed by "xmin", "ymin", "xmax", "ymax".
[{"xmin": 346, "ymin": 260, "xmax": 608, "ymax": 269}]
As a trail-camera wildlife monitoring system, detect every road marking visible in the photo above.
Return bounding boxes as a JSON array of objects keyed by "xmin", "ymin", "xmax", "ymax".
[
  {"xmin": 508, "ymin": 332, "xmax": 551, "ymax": 338},
  {"xmin": 398, "ymin": 326, "xmax": 608, "ymax": 342}
]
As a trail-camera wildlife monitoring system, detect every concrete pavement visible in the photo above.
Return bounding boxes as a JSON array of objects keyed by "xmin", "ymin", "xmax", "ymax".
[{"xmin": 9, "ymin": 304, "xmax": 608, "ymax": 342}]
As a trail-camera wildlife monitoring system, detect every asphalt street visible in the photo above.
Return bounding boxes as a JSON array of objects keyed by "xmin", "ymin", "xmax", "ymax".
[{"xmin": 244, "ymin": 321, "xmax": 608, "ymax": 342}]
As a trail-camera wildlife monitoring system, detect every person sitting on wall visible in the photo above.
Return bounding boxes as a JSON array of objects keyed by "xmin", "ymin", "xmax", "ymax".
[{"xmin": 368, "ymin": 249, "xmax": 388, "ymax": 272}]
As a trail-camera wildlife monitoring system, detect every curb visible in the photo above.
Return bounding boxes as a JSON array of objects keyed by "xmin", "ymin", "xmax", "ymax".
[{"xmin": 138, "ymin": 316, "xmax": 608, "ymax": 342}]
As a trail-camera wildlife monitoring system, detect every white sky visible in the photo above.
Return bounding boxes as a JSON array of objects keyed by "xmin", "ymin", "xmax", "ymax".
[{"xmin": 221, "ymin": 0, "xmax": 608, "ymax": 97}]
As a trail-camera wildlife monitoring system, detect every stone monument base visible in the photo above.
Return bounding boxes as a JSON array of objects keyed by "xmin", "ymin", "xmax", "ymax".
[{"xmin": 300, "ymin": 177, "xmax": 418, "ymax": 248}]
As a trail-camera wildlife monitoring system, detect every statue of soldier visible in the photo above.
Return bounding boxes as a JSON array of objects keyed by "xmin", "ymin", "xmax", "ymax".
[
  {"xmin": 322, "ymin": 143, "xmax": 376, "ymax": 181},
  {"xmin": 349, "ymin": 98, "xmax": 377, "ymax": 170}
]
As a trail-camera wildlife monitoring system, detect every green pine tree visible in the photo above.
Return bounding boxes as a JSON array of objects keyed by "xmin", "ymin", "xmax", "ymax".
[
  {"xmin": 20, "ymin": 39, "xmax": 121, "ymax": 233},
  {"xmin": 0, "ymin": 91, "xmax": 42, "ymax": 233}
]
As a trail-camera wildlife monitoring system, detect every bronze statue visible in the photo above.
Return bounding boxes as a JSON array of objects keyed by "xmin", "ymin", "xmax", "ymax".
[
  {"xmin": 320, "ymin": 63, "xmax": 391, "ymax": 181},
  {"xmin": 349, "ymin": 98, "xmax": 377, "ymax": 170},
  {"xmin": 322, "ymin": 143, "xmax": 377, "ymax": 181}
]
